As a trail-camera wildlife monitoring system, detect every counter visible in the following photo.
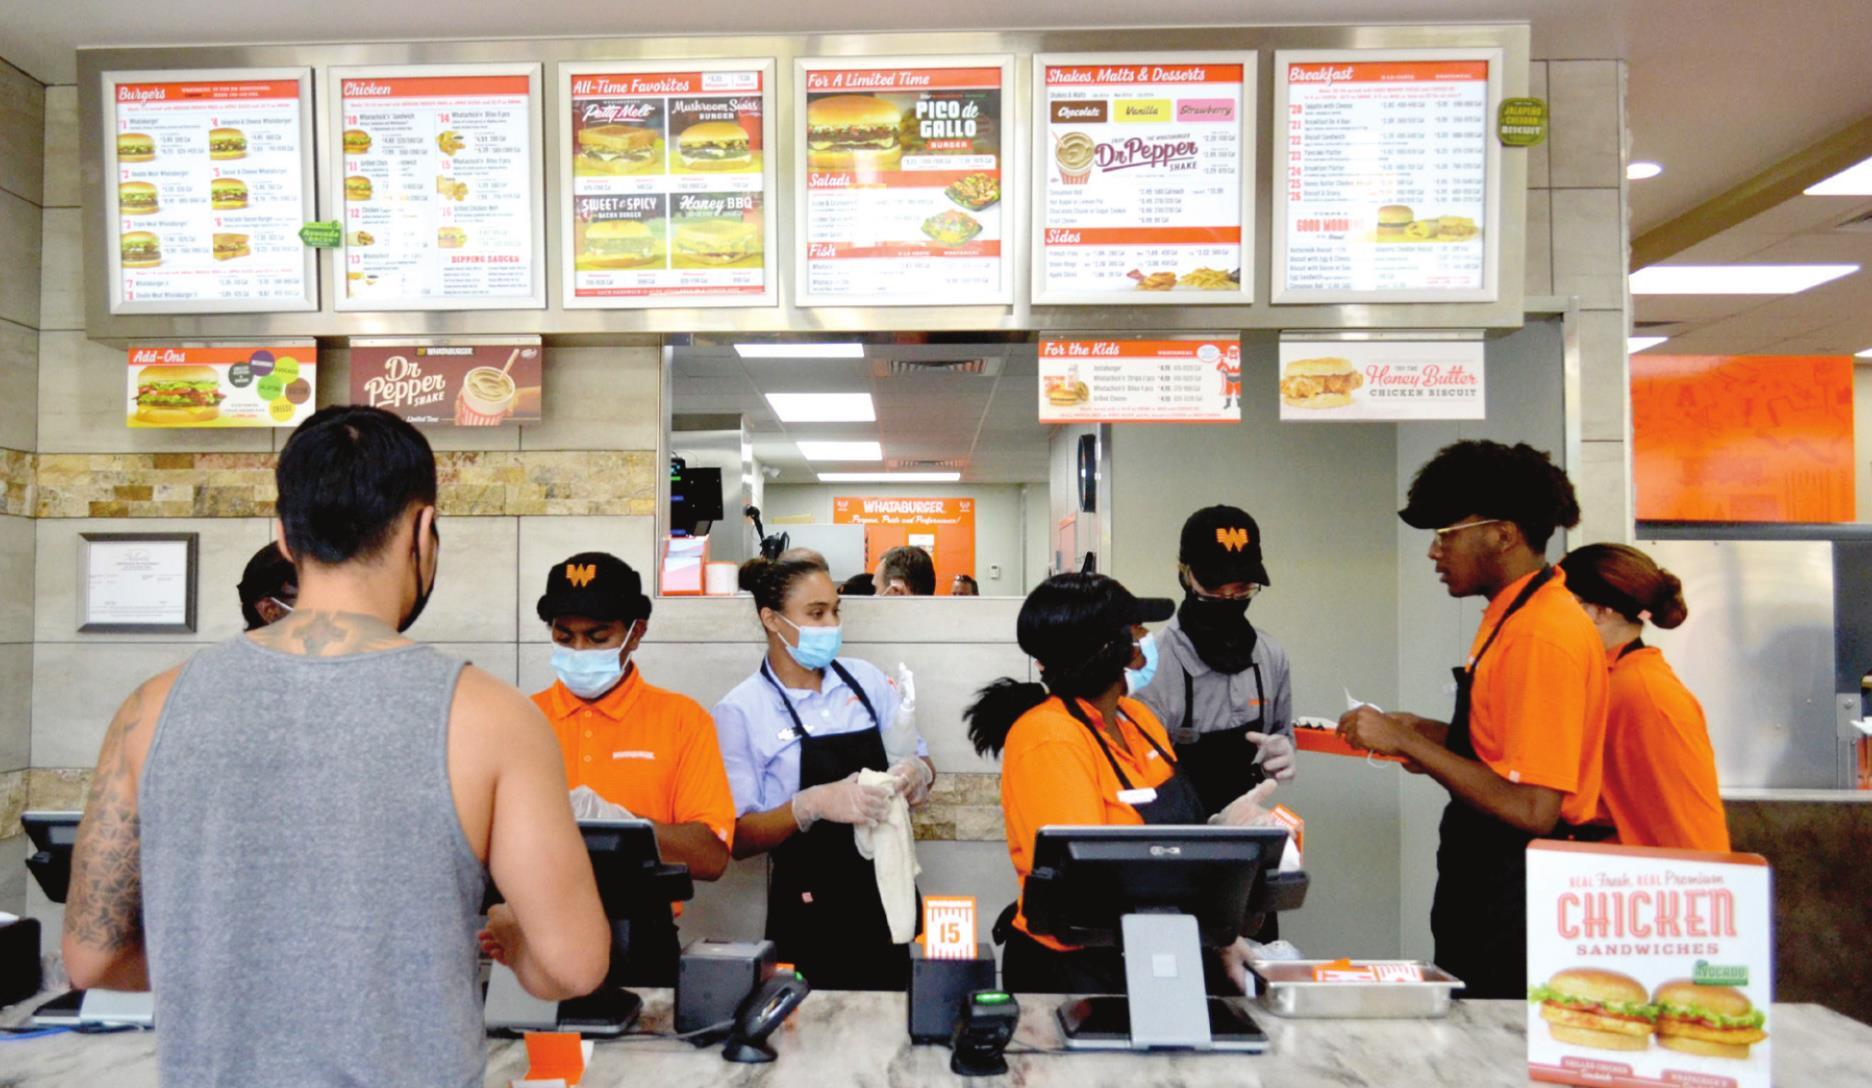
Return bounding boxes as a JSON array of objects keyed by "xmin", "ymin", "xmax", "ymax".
[{"xmin": 5, "ymin": 990, "xmax": 1870, "ymax": 1086}]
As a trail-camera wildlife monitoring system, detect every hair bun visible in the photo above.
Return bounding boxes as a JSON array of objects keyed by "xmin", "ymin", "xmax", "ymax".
[
  {"xmin": 737, "ymin": 556, "xmax": 773, "ymax": 593},
  {"xmin": 1649, "ymin": 569, "xmax": 1689, "ymax": 629}
]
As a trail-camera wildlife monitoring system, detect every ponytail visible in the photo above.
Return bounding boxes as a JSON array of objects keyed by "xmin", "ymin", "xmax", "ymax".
[
  {"xmin": 965, "ymin": 679, "xmax": 1050, "ymax": 758},
  {"xmin": 1647, "ymin": 569, "xmax": 1688, "ymax": 629},
  {"xmin": 1558, "ymin": 543, "xmax": 1689, "ymax": 629}
]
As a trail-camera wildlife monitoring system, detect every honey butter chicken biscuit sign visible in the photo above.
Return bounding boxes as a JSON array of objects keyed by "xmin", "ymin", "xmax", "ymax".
[
  {"xmin": 1527, "ymin": 842, "xmax": 1772, "ymax": 1088},
  {"xmin": 560, "ymin": 61, "xmax": 775, "ymax": 308},
  {"xmin": 1038, "ymin": 338, "xmax": 1241, "ymax": 423},
  {"xmin": 350, "ymin": 342, "xmax": 542, "ymax": 426},
  {"xmin": 796, "ymin": 57, "xmax": 1013, "ymax": 306},
  {"xmin": 1273, "ymin": 50, "xmax": 1501, "ymax": 303},
  {"xmin": 334, "ymin": 64, "xmax": 544, "ymax": 310},
  {"xmin": 105, "ymin": 69, "xmax": 316, "ymax": 314},
  {"xmin": 1034, "ymin": 54, "xmax": 1255, "ymax": 304},
  {"xmin": 126, "ymin": 344, "xmax": 316, "ymax": 428},
  {"xmin": 1278, "ymin": 339, "xmax": 1484, "ymax": 421}
]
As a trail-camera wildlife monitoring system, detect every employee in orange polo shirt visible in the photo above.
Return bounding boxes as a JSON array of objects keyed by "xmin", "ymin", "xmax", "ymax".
[
  {"xmin": 1339, "ymin": 441, "xmax": 1608, "ymax": 999},
  {"xmin": 531, "ymin": 551, "xmax": 736, "ymax": 982},
  {"xmin": 1557, "ymin": 544, "xmax": 1729, "ymax": 852}
]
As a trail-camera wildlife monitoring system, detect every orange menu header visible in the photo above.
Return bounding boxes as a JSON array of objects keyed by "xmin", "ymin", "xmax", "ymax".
[
  {"xmin": 1287, "ymin": 60, "xmax": 1488, "ymax": 84},
  {"xmin": 1041, "ymin": 339, "xmax": 1238, "ymax": 360},
  {"xmin": 340, "ymin": 75, "xmax": 530, "ymax": 99},
  {"xmin": 804, "ymin": 67, "xmax": 1001, "ymax": 92},
  {"xmin": 569, "ymin": 71, "xmax": 763, "ymax": 97},
  {"xmin": 1044, "ymin": 64, "xmax": 1242, "ymax": 85},
  {"xmin": 116, "ymin": 81, "xmax": 299, "ymax": 103},
  {"xmin": 127, "ymin": 345, "xmax": 311, "ymax": 368}
]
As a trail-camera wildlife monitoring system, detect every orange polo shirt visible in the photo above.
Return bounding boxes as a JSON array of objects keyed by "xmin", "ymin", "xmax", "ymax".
[
  {"xmin": 1599, "ymin": 644, "xmax": 1730, "ymax": 852},
  {"xmin": 1001, "ymin": 694, "xmax": 1178, "ymax": 952},
  {"xmin": 1465, "ymin": 567, "xmax": 1608, "ymax": 827},
  {"xmin": 532, "ymin": 668, "xmax": 736, "ymax": 852}
]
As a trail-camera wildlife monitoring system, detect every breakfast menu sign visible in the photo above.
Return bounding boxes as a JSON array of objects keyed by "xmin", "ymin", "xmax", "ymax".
[
  {"xmin": 1526, "ymin": 842, "xmax": 1772, "ymax": 1088},
  {"xmin": 104, "ymin": 68, "xmax": 317, "ymax": 314},
  {"xmin": 1033, "ymin": 54, "xmax": 1255, "ymax": 305},
  {"xmin": 559, "ymin": 60, "xmax": 776, "ymax": 308},
  {"xmin": 1037, "ymin": 338, "xmax": 1241, "ymax": 424},
  {"xmin": 1272, "ymin": 49, "xmax": 1501, "ymax": 304},
  {"xmin": 795, "ymin": 56, "xmax": 1014, "ymax": 306},
  {"xmin": 333, "ymin": 64, "xmax": 544, "ymax": 311}
]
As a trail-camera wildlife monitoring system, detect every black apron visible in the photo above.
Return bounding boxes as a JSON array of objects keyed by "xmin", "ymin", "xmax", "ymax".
[
  {"xmin": 1430, "ymin": 568, "xmax": 1612, "ymax": 998},
  {"xmin": 1171, "ymin": 665, "xmax": 1269, "ymax": 818},
  {"xmin": 1000, "ymin": 699, "xmax": 1213, "ymax": 994},
  {"xmin": 761, "ymin": 659, "xmax": 917, "ymax": 991}
]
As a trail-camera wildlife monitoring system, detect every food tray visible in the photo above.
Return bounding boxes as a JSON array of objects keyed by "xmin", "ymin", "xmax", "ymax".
[
  {"xmin": 1293, "ymin": 725, "xmax": 1407, "ymax": 763},
  {"xmin": 1250, "ymin": 960, "xmax": 1464, "ymax": 1019}
]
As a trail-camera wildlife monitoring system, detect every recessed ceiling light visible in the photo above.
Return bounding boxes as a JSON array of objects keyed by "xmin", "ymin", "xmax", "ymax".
[
  {"xmin": 1627, "ymin": 161, "xmax": 1663, "ymax": 180},
  {"xmin": 1628, "ymin": 336, "xmax": 1669, "ymax": 353},
  {"xmin": 764, "ymin": 393, "xmax": 876, "ymax": 422},
  {"xmin": 1857, "ymin": 347, "xmax": 1872, "ymax": 358},
  {"xmin": 1805, "ymin": 156, "xmax": 1872, "ymax": 196},
  {"xmin": 734, "ymin": 342, "xmax": 866, "ymax": 359},
  {"xmin": 1628, "ymin": 264, "xmax": 1858, "ymax": 295},
  {"xmin": 796, "ymin": 441, "xmax": 883, "ymax": 461},
  {"xmin": 816, "ymin": 472, "xmax": 961, "ymax": 483}
]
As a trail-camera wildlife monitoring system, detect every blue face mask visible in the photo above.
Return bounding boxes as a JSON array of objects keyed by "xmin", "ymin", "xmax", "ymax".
[
  {"xmin": 778, "ymin": 614, "xmax": 842, "ymax": 671},
  {"xmin": 552, "ymin": 644, "xmax": 629, "ymax": 700},
  {"xmin": 1126, "ymin": 633, "xmax": 1159, "ymax": 694}
]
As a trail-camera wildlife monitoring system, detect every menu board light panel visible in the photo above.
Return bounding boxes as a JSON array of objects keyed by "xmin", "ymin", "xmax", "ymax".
[
  {"xmin": 330, "ymin": 63, "xmax": 546, "ymax": 312},
  {"xmin": 1271, "ymin": 48, "xmax": 1504, "ymax": 305},
  {"xmin": 102, "ymin": 67, "xmax": 318, "ymax": 315},
  {"xmin": 558, "ymin": 59, "xmax": 778, "ymax": 310},
  {"xmin": 1031, "ymin": 53, "xmax": 1256, "ymax": 306},
  {"xmin": 793, "ymin": 55, "xmax": 1016, "ymax": 308}
]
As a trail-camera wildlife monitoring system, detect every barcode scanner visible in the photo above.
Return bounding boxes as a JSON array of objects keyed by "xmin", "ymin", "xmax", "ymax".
[{"xmin": 949, "ymin": 990, "xmax": 1020, "ymax": 1076}]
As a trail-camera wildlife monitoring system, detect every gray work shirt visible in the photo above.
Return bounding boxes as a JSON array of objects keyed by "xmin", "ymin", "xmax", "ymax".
[{"xmin": 1137, "ymin": 617, "xmax": 1295, "ymax": 749}]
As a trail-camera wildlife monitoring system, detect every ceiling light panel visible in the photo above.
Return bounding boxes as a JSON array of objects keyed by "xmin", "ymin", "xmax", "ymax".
[
  {"xmin": 816, "ymin": 472, "xmax": 961, "ymax": 483},
  {"xmin": 764, "ymin": 393, "xmax": 876, "ymax": 422},
  {"xmin": 796, "ymin": 441, "xmax": 883, "ymax": 461},
  {"xmin": 735, "ymin": 342, "xmax": 866, "ymax": 358},
  {"xmin": 1628, "ymin": 264, "xmax": 1858, "ymax": 295}
]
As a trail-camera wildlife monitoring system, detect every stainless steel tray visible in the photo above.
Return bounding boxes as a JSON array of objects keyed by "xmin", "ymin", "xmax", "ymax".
[{"xmin": 1250, "ymin": 960, "xmax": 1465, "ymax": 1019}]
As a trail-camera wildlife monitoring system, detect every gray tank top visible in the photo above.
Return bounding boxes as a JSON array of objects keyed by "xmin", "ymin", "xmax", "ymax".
[{"xmin": 140, "ymin": 636, "xmax": 486, "ymax": 1088}]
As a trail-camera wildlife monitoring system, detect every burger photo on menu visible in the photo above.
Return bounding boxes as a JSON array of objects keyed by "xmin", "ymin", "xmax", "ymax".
[
  {"xmin": 806, "ymin": 94, "xmax": 904, "ymax": 173},
  {"xmin": 1528, "ymin": 968, "xmax": 1660, "ymax": 1051},
  {"xmin": 117, "ymin": 131, "xmax": 156, "ymax": 162},
  {"xmin": 210, "ymin": 177, "xmax": 248, "ymax": 210},
  {"xmin": 212, "ymin": 233, "xmax": 251, "ymax": 262},
  {"xmin": 345, "ymin": 175, "xmax": 373, "ymax": 202},
  {"xmin": 343, "ymin": 128, "xmax": 372, "ymax": 155},
  {"xmin": 133, "ymin": 365, "xmax": 226, "ymax": 425},
  {"xmin": 575, "ymin": 123, "xmax": 662, "ymax": 175},
  {"xmin": 436, "ymin": 226, "xmax": 468, "ymax": 250},
  {"xmin": 575, "ymin": 218, "xmax": 661, "ymax": 269},
  {"xmin": 208, "ymin": 127, "xmax": 246, "ymax": 160},
  {"xmin": 118, "ymin": 181, "xmax": 159, "ymax": 216},
  {"xmin": 675, "ymin": 120, "xmax": 753, "ymax": 172},
  {"xmin": 671, "ymin": 217, "xmax": 762, "ymax": 268},
  {"xmin": 1653, "ymin": 980, "xmax": 1768, "ymax": 1060},
  {"xmin": 120, "ymin": 230, "xmax": 162, "ymax": 269},
  {"xmin": 1279, "ymin": 357, "xmax": 1366, "ymax": 410}
]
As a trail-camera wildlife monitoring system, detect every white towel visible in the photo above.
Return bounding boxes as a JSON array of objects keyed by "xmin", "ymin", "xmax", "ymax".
[{"xmin": 852, "ymin": 769, "xmax": 921, "ymax": 944}]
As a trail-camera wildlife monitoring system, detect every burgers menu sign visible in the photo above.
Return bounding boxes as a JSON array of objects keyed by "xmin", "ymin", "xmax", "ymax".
[
  {"xmin": 795, "ymin": 56, "xmax": 1014, "ymax": 306},
  {"xmin": 1527, "ymin": 841, "xmax": 1772, "ymax": 1088},
  {"xmin": 559, "ymin": 60, "xmax": 776, "ymax": 308},
  {"xmin": 104, "ymin": 68, "xmax": 317, "ymax": 314},
  {"xmin": 125, "ymin": 344, "xmax": 317, "ymax": 429}
]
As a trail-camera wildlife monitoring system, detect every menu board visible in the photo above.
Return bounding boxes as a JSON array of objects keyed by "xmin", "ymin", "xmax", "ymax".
[
  {"xmin": 795, "ymin": 56, "xmax": 1013, "ymax": 307},
  {"xmin": 350, "ymin": 340, "xmax": 543, "ymax": 426},
  {"xmin": 1037, "ymin": 338, "xmax": 1241, "ymax": 423},
  {"xmin": 332, "ymin": 64, "xmax": 544, "ymax": 311},
  {"xmin": 1273, "ymin": 49, "xmax": 1501, "ymax": 304},
  {"xmin": 1032, "ymin": 54, "xmax": 1255, "ymax": 305},
  {"xmin": 559, "ymin": 60, "xmax": 776, "ymax": 309},
  {"xmin": 103, "ymin": 68, "xmax": 316, "ymax": 314},
  {"xmin": 125, "ymin": 343, "xmax": 317, "ymax": 429},
  {"xmin": 1278, "ymin": 339, "xmax": 1485, "ymax": 421}
]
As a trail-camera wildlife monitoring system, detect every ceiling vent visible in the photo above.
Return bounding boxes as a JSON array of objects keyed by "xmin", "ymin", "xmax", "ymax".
[
  {"xmin": 887, "ymin": 458, "xmax": 966, "ymax": 470},
  {"xmin": 872, "ymin": 358, "xmax": 998, "ymax": 378}
]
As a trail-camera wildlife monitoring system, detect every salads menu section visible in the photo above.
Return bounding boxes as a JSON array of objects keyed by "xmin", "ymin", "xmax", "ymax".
[
  {"xmin": 561, "ymin": 61, "xmax": 776, "ymax": 308},
  {"xmin": 334, "ymin": 65, "xmax": 544, "ymax": 310},
  {"xmin": 1034, "ymin": 55, "xmax": 1254, "ymax": 304},
  {"xmin": 105, "ymin": 69, "xmax": 316, "ymax": 313},
  {"xmin": 1274, "ymin": 49, "xmax": 1500, "ymax": 303},
  {"xmin": 796, "ymin": 57, "xmax": 1013, "ymax": 306}
]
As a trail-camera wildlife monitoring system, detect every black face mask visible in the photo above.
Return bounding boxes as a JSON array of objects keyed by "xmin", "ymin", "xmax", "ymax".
[
  {"xmin": 398, "ymin": 521, "xmax": 439, "ymax": 634},
  {"xmin": 1177, "ymin": 589, "xmax": 1257, "ymax": 674}
]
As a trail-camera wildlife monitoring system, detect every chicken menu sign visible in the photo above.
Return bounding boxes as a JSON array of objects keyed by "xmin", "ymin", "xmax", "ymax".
[{"xmin": 1527, "ymin": 841, "xmax": 1772, "ymax": 1088}]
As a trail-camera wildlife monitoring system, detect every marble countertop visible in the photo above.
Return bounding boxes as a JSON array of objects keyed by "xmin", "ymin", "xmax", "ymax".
[{"xmin": 4, "ymin": 990, "xmax": 1870, "ymax": 1086}]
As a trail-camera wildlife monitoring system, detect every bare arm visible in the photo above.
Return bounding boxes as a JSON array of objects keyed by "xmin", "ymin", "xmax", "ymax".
[
  {"xmin": 731, "ymin": 805, "xmax": 798, "ymax": 860},
  {"xmin": 652, "ymin": 821, "xmax": 729, "ymax": 881},
  {"xmin": 1341, "ymin": 707, "xmax": 1561, "ymax": 834}
]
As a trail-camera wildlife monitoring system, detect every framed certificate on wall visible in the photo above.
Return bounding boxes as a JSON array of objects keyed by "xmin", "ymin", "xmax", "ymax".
[{"xmin": 79, "ymin": 532, "xmax": 199, "ymax": 634}]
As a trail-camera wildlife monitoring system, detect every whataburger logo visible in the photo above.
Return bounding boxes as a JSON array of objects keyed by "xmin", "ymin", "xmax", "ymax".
[
  {"xmin": 565, "ymin": 563, "xmax": 597, "ymax": 588},
  {"xmin": 1216, "ymin": 527, "xmax": 1251, "ymax": 552}
]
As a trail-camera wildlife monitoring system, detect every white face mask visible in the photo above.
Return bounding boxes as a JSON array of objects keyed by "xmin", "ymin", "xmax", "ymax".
[
  {"xmin": 552, "ymin": 645, "xmax": 629, "ymax": 700},
  {"xmin": 266, "ymin": 597, "xmax": 295, "ymax": 615}
]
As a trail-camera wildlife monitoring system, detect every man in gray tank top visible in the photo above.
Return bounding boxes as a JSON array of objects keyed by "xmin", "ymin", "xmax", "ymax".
[{"xmin": 61, "ymin": 405, "xmax": 612, "ymax": 1087}]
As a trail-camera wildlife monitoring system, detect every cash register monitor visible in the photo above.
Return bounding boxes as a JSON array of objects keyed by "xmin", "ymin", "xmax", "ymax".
[{"xmin": 1020, "ymin": 825, "xmax": 1301, "ymax": 1053}]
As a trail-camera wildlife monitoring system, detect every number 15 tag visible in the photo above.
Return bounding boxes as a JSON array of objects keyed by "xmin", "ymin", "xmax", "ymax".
[{"xmin": 922, "ymin": 895, "xmax": 977, "ymax": 960}]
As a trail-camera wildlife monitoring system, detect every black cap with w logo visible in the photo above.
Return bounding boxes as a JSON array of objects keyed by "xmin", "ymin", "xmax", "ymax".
[
  {"xmin": 535, "ymin": 551, "xmax": 651, "ymax": 624},
  {"xmin": 1178, "ymin": 505, "xmax": 1270, "ymax": 589}
]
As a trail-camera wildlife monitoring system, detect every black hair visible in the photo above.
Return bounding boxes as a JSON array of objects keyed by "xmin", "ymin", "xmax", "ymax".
[
  {"xmin": 276, "ymin": 406, "xmax": 437, "ymax": 565},
  {"xmin": 739, "ymin": 556, "xmax": 831, "ymax": 614},
  {"xmin": 237, "ymin": 542, "xmax": 297, "ymax": 630},
  {"xmin": 877, "ymin": 545, "xmax": 937, "ymax": 595},
  {"xmin": 1402, "ymin": 440, "xmax": 1581, "ymax": 550},
  {"xmin": 965, "ymin": 573, "xmax": 1137, "ymax": 758},
  {"xmin": 952, "ymin": 574, "xmax": 979, "ymax": 594},
  {"xmin": 1559, "ymin": 543, "xmax": 1689, "ymax": 629},
  {"xmin": 839, "ymin": 572, "xmax": 876, "ymax": 596}
]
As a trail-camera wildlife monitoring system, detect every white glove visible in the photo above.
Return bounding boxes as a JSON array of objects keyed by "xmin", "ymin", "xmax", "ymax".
[
  {"xmin": 880, "ymin": 663, "xmax": 923, "ymax": 766},
  {"xmin": 888, "ymin": 757, "xmax": 934, "ymax": 807},
  {"xmin": 1247, "ymin": 730, "xmax": 1297, "ymax": 782},
  {"xmin": 1211, "ymin": 779, "xmax": 1279, "ymax": 828},
  {"xmin": 792, "ymin": 771, "xmax": 895, "ymax": 831},
  {"xmin": 569, "ymin": 785, "xmax": 634, "ymax": 821},
  {"xmin": 1219, "ymin": 937, "xmax": 1257, "ymax": 995}
]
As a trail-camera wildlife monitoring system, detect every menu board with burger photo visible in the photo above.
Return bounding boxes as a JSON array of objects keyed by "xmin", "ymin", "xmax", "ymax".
[
  {"xmin": 1273, "ymin": 49, "xmax": 1501, "ymax": 304},
  {"xmin": 1033, "ymin": 54, "xmax": 1255, "ymax": 305},
  {"xmin": 333, "ymin": 64, "xmax": 544, "ymax": 311},
  {"xmin": 125, "ymin": 344, "xmax": 317, "ymax": 429},
  {"xmin": 104, "ymin": 68, "xmax": 317, "ymax": 314},
  {"xmin": 1527, "ymin": 841, "xmax": 1772, "ymax": 1088},
  {"xmin": 795, "ymin": 56, "xmax": 1013, "ymax": 306},
  {"xmin": 1037, "ymin": 338, "xmax": 1241, "ymax": 423},
  {"xmin": 350, "ymin": 340, "xmax": 542, "ymax": 426},
  {"xmin": 560, "ymin": 61, "xmax": 775, "ymax": 308}
]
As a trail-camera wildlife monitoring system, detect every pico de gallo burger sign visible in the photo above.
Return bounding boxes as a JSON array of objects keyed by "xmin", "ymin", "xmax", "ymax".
[{"xmin": 1527, "ymin": 841, "xmax": 1772, "ymax": 1088}]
